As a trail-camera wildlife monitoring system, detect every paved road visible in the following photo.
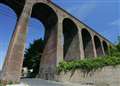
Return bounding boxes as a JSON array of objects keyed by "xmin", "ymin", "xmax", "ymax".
[{"xmin": 6, "ymin": 79, "xmax": 95, "ymax": 86}]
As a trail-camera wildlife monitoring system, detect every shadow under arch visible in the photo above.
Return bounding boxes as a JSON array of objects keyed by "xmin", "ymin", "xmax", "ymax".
[
  {"xmin": 81, "ymin": 29, "xmax": 94, "ymax": 58},
  {"xmin": 28, "ymin": 3, "xmax": 58, "ymax": 80},
  {"xmin": 103, "ymin": 41, "xmax": 109, "ymax": 55},
  {"xmin": 31, "ymin": 3, "xmax": 58, "ymax": 44},
  {"xmin": 0, "ymin": 0, "xmax": 25, "ymax": 17},
  {"xmin": 94, "ymin": 35, "xmax": 104, "ymax": 56},
  {"xmin": 63, "ymin": 18, "xmax": 80, "ymax": 61}
]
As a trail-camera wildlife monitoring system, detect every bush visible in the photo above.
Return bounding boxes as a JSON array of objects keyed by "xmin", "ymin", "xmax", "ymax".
[{"xmin": 57, "ymin": 56, "xmax": 120, "ymax": 73}]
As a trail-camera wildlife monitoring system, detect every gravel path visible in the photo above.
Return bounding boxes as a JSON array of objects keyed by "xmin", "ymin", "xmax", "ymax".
[{"xmin": 6, "ymin": 79, "xmax": 95, "ymax": 86}]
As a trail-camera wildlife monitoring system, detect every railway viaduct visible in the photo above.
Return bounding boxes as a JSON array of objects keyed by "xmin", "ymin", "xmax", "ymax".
[{"xmin": 0, "ymin": 0, "xmax": 112, "ymax": 83}]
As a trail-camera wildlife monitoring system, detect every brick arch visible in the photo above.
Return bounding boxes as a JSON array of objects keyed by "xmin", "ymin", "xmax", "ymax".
[
  {"xmin": 0, "ymin": 0, "xmax": 25, "ymax": 17},
  {"xmin": 0, "ymin": 0, "xmax": 113, "ymax": 83},
  {"xmin": 103, "ymin": 41, "xmax": 109, "ymax": 55},
  {"xmin": 0, "ymin": 0, "xmax": 26, "ymax": 83},
  {"xmin": 81, "ymin": 29, "xmax": 94, "ymax": 58},
  {"xmin": 94, "ymin": 35, "xmax": 104, "ymax": 56},
  {"xmin": 31, "ymin": 3, "xmax": 58, "ymax": 43},
  {"xmin": 30, "ymin": 3, "xmax": 58, "ymax": 80},
  {"xmin": 0, "ymin": 3, "xmax": 18, "ymax": 69},
  {"xmin": 63, "ymin": 18, "xmax": 80, "ymax": 61}
]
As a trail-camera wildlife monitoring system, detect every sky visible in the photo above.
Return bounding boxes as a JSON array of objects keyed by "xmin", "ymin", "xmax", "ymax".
[{"xmin": 0, "ymin": 0, "xmax": 120, "ymax": 70}]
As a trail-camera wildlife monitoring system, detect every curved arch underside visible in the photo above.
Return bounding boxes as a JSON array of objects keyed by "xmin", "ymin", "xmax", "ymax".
[
  {"xmin": 94, "ymin": 36, "xmax": 103, "ymax": 56},
  {"xmin": 31, "ymin": 3, "xmax": 58, "ymax": 43},
  {"xmin": 103, "ymin": 41, "xmax": 109, "ymax": 55},
  {"xmin": 31, "ymin": 3, "xmax": 58, "ymax": 66},
  {"xmin": 82, "ymin": 29, "xmax": 94, "ymax": 58},
  {"xmin": 0, "ymin": 0, "xmax": 25, "ymax": 17},
  {"xmin": 63, "ymin": 18, "xmax": 80, "ymax": 61},
  {"xmin": 30, "ymin": 3, "xmax": 59, "ymax": 80}
]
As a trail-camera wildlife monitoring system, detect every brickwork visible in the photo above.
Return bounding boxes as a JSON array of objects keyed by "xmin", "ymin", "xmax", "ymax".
[{"xmin": 0, "ymin": 0, "xmax": 112, "ymax": 83}]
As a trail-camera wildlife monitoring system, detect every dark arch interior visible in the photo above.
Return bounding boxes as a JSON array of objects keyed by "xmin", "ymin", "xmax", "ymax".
[
  {"xmin": 94, "ymin": 36, "xmax": 103, "ymax": 56},
  {"xmin": 31, "ymin": 3, "xmax": 58, "ymax": 43},
  {"xmin": 82, "ymin": 29, "xmax": 94, "ymax": 58},
  {"xmin": 103, "ymin": 41, "xmax": 109, "ymax": 55},
  {"xmin": 63, "ymin": 18, "xmax": 80, "ymax": 61},
  {"xmin": 0, "ymin": 0, "xmax": 25, "ymax": 17}
]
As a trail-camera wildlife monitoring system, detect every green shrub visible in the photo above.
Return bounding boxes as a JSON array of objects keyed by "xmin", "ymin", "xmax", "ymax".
[
  {"xmin": 0, "ymin": 82, "xmax": 3, "ymax": 86},
  {"xmin": 8, "ymin": 81, "xmax": 13, "ymax": 85},
  {"xmin": 57, "ymin": 56, "xmax": 120, "ymax": 73}
]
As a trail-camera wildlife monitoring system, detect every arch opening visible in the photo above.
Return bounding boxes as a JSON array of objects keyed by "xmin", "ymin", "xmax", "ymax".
[
  {"xmin": 81, "ymin": 29, "xmax": 94, "ymax": 58},
  {"xmin": 23, "ymin": 3, "xmax": 58, "ymax": 79},
  {"xmin": 0, "ymin": 4, "xmax": 17, "ymax": 70},
  {"xmin": 63, "ymin": 18, "xmax": 80, "ymax": 61},
  {"xmin": 31, "ymin": 3, "xmax": 58, "ymax": 44},
  {"xmin": 0, "ymin": 0, "xmax": 25, "ymax": 17},
  {"xmin": 94, "ymin": 36, "xmax": 103, "ymax": 56},
  {"xmin": 103, "ymin": 41, "xmax": 109, "ymax": 55},
  {"xmin": 23, "ymin": 18, "xmax": 45, "ymax": 78}
]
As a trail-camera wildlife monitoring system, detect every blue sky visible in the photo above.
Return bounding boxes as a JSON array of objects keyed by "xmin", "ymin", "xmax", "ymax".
[{"xmin": 0, "ymin": 0, "xmax": 120, "ymax": 70}]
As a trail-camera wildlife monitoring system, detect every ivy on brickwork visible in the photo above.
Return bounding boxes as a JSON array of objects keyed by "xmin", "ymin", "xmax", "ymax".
[{"xmin": 57, "ymin": 36, "xmax": 120, "ymax": 73}]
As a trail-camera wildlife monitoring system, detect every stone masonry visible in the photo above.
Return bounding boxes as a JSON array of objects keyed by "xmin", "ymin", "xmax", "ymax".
[{"xmin": 0, "ymin": 0, "xmax": 112, "ymax": 83}]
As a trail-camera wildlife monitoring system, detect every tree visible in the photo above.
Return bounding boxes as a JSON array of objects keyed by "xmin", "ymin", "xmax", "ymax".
[
  {"xmin": 116, "ymin": 36, "xmax": 120, "ymax": 52},
  {"xmin": 23, "ymin": 38, "xmax": 45, "ymax": 78},
  {"xmin": 110, "ymin": 36, "xmax": 120, "ymax": 57}
]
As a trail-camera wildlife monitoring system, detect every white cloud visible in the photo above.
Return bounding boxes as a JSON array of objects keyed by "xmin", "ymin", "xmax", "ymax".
[
  {"xmin": 66, "ymin": 0, "xmax": 97, "ymax": 20},
  {"xmin": 111, "ymin": 18, "xmax": 120, "ymax": 27},
  {"xmin": 0, "ymin": 44, "xmax": 7, "ymax": 70},
  {"xmin": 0, "ymin": 50, "xmax": 5, "ymax": 70},
  {"xmin": 109, "ymin": 18, "xmax": 120, "ymax": 35}
]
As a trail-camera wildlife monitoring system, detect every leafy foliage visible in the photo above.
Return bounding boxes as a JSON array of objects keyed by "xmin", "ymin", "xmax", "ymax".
[
  {"xmin": 23, "ymin": 38, "xmax": 45, "ymax": 77},
  {"xmin": 0, "ymin": 82, "xmax": 3, "ymax": 86},
  {"xmin": 110, "ymin": 36, "xmax": 120, "ymax": 57},
  {"xmin": 57, "ymin": 56, "xmax": 120, "ymax": 73}
]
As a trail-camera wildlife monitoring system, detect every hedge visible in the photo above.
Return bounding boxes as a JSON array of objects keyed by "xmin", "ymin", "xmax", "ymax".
[{"xmin": 57, "ymin": 56, "xmax": 120, "ymax": 73}]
